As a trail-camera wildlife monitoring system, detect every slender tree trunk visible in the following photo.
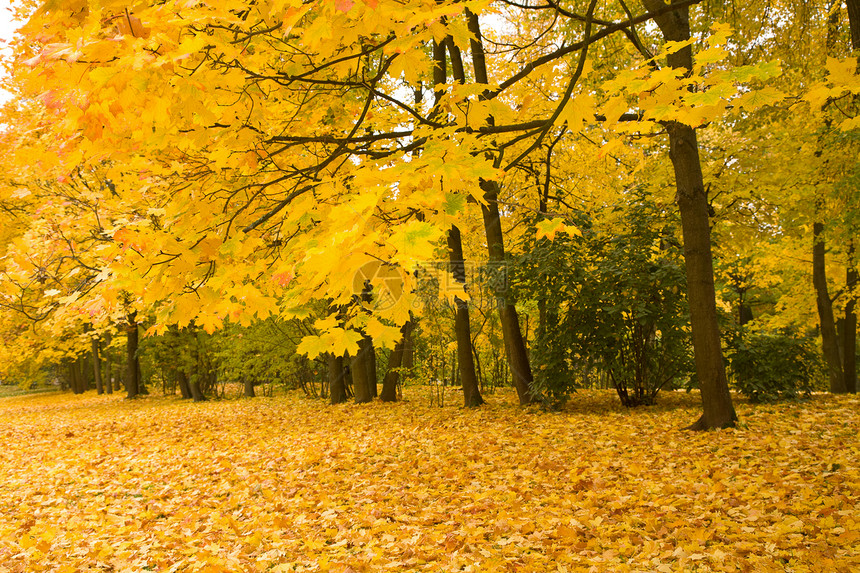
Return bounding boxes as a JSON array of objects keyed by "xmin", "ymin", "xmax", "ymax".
[
  {"xmin": 431, "ymin": 37, "xmax": 483, "ymax": 406},
  {"xmin": 845, "ymin": 241, "xmax": 858, "ymax": 393},
  {"xmin": 641, "ymin": 0, "xmax": 736, "ymax": 429},
  {"xmin": 814, "ymin": 215, "xmax": 847, "ymax": 393},
  {"xmin": 844, "ymin": 3, "xmax": 859, "ymax": 393},
  {"xmin": 364, "ymin": 338, "xmax": 378, "ymax": 398},
  {"xmin": 465, "ymin": 12, "xmax": 535, "ymax": 404},
  {"xmin": 381, "ymin": 320, "xmax": 415, "ymax": 402},
  {"xmin": 104, "ymin": 332, "xmax": 113, "ymax": 395},
  {"xmin": 91, "ymin": 336, "xmax": 104, "ymax": 395},
  {"xmin": 449, "ymin": 225, "xmax": 484, "ymax": 407},
  {"xmin": 125, "ymin": 313, "xmax": 140, "ymax": 399},
  {"xmin": 329, "ymin": 353, "xmax": 348, "ymax": 404}
]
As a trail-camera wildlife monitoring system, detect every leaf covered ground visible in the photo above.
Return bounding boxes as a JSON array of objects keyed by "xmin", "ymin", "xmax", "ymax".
[{"xmin": 0, "ymin": 389, "xmax": 857, "ymax": 573}]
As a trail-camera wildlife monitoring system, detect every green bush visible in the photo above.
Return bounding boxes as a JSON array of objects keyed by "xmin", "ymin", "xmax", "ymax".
[{"xmin": 727, "ymin": 329, "xmax": 821, "ymax": 402}]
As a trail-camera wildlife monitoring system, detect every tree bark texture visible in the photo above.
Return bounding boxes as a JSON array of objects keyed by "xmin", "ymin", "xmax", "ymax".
[
  {"xmin": 125, "ymin": 314, "xmax": 140, "ymax": 399},
  {"xmin": 814, "ymin": 219, "xmax": 848, "ymax": 393},
  {"xmin": 845, "ymin": 241, "xmax": 858, "ymax": 393},
  {"xmin": 465, "ymin": 12, "xmax": 535, "ymax": 404},
  {"xmin": 351, "ymin": 338, "xmax": 374, "ymax": 403},
  {"xmin": 381, "ymin": 320, "xmax": 415, "ymax": 402},
  {"xmin": 642, "ymin": 0, "xmax": 737, "ymax": 429},
  {"xmin": 177, "ymin": 370, "xmax": 193, "ymax": 400},
  {"xmin": 329, "ymin": 353, "xmax": 348, "ymax": 405},
  {"xmin": 91, "ymin": 336, "xmax": 104, "ymax": 395},
  {"xmin": 448, "ymin": 225, "xmax": 484, "ymax": 407}
]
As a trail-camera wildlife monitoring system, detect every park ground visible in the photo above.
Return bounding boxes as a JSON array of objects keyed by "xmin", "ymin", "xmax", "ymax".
[{"xmin": 0, "ymin": 388, "xmax": 857, "ymax": 572}]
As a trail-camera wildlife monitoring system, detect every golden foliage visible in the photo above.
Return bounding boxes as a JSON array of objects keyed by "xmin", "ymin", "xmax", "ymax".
[{"xmin": 0, "ymin": 390, "xmax": 857, "ymax": 571}]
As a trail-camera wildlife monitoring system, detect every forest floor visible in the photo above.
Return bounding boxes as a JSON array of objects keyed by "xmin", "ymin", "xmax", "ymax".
[{"xmin": 0, "ymin": 388, "xmax": 857, "ymax": 573}]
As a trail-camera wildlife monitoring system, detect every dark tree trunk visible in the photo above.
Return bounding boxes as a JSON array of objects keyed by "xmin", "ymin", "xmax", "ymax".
[
  {"xmin": 465, "ymin": 12, "xmax": 535, "ymax": 404},
  {"xmin": 104, "ymin": 331, "xmax": 113, "ymax": 395},
  {"xmin": 432, "ymin": 37, "xmax": 483, "ymax": 407},
  {"xmin": 642, "ymin": 0, "xmax": 737, "ymax": 429},
  {"xmin": 91, "ymin": 336, "xmax": 104, "ymax": 395},
  {"xmin": 351, "ymin": 338, "xmax": 374, "ymax": 404},
  {"xmin": 328, "ymin": 353, "xmax": 348, "ymax": 404},
  {"xmin": 381, "ymin": 320, "xmax": 415, "ymax": 402},
  {"xmin": 844, "ymin": 2, "xmax": 860, "ymax": 392},
  {"xmin": 448, "ymin": 216, "xmax": 483, "ymax": 407},
  {"xmin": 365, "ymin": 339, "xmax": 378, "ymax": 398},
  {"xmin": 847, "ymin": 0, "xmax": 860, "ymax": 49},
  {"xmin": 814, "ymin": 219, "xmax": 847, "ymax": 393},
  {"xmin": 177, "ymin": 371, "xmax": 193, "ymax": 399},
  {"xmin": 188, "ymin": 376, "xmax": 206, "ymax": 402},
  {"xmin": 69, "ymin": 361, "xmax": 82, "ymax": 394},
  {"xmin": 244, "ymin": 377, "xmax": 256, "ymax": 398},
  {"xmin": 845, "ymin": 241, "xmax": 858, "ymax": 393},
  {"xmin": 125, "ymin": 313, "xmax": 140, "ymax": 399},
  {"xmin": 78, "ymin": 355, "xmax": 89, "ymax": 392}
]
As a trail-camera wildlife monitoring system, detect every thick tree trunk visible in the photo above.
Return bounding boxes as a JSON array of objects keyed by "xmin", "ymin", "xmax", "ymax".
[
  {"xmin": 847, "ymin": 0, "xmax": 860, "ymax": 49},
  {"xmin": 244, "ymin": 377, "xmax": 256, "ymax": 398},
  {"xmin": 125, "ymin": 314, "xmax": 140, "ymax": 399},
  {"xmin": 188, "ymin": 375, "xmax": 206, "ymax": 402},
  {"xmin": 381, "ymin": 320, "xmax": 415, "ymax": 402},
  {"xmin": 328, "ymin": 353, "xmax": 348, "ymax": 404},
  {"xmin": 177, "ymin": 371, "xmax": 193, "ymax": 399},
  {"xmin": 814, "ymin": 219, "xmax": 847, "ymax": 393},
  {"xmin": 70, "ymin": 361, "xmax": 83, "ymax": 394},
  {"xmin": 91, "ymin": 336, "xmax": 104, "ymax": 395},
  {"xmin": 351, "ymin": 339, "xmax": 374, "ymax": 404},
  {"xmin": 642, "ymin": 0, "xmax": 736, "ymax": 429},
  {"xmin": 464, "ymin": 13, "xmax": 535, "ymax": 404}
]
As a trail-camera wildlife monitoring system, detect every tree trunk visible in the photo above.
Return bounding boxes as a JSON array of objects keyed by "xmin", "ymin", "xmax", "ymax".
[
  {"xmin": 125, "ymin": 313, "xmax": 140, "ymax": 399},
  {"xmin": 641, "ymin": 0, "xmax": 737, "ymax": 429},
  {"xmin": 104, "ymin": 332, "xmax": 113, "ymax": 395},
  {"xmin": 328, "ymin": 353, "xmax": 348, "ymax": 404},
  {"xmin": 465, "ymin": 12, "xmax": 535, "ymax": 404},
  {"xmin": 845, "ymin": 241, "xmax": 858, "ymax": 393},
  {"xmin": 814, "ymin": 218, "xmax": 847, "ymax": 393},
  {"xmin": 847, "ymin": 0, "xmax": 860, "ymax": 49},
  {"xmin": 91, "ymin": 336, "xmax": 104, "ymax": 395},
  {"xmin": 352, "ymin": 338, "xmax": 374, "ymax": 403},
  {"xmin": 381, "ymin": 320, "xmax": 415, "ymax": 402},
  {"xmin": 449, "ymin": 226, "xmax": 484, "ymax": 407},
  {"xmin": 69, "ymin": 361, "xmax": 82, "ymax": 394},
  {"xmin": 365, "ymin": 339, "xmax": 378, "ymax": 398},
  {"xmin": 244, "ymin": 377, "xmax": 256, "ymax": 398},
  {"xmin": 188, "ymin": 375, "xmax": 206, "ymax": 402},
  {"xmin": 177, "ymin": 370, "xmax": 193, "ymax": 399}
]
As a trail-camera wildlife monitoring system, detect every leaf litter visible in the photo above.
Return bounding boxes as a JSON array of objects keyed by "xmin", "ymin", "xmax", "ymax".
[{"xmin": 0, "ymin": 389, "xmax": 857, "ymax": 572}]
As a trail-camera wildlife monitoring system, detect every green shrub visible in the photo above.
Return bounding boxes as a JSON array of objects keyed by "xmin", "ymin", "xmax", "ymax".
[{"xmin": 727, "ymin": 329, "xmax": 821, "ymax": 402}]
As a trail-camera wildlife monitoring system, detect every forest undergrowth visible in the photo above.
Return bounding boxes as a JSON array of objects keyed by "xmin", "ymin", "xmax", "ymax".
[{"xmin": 0, "ymin": 389, "xmax": 857, "ymax": 572}]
